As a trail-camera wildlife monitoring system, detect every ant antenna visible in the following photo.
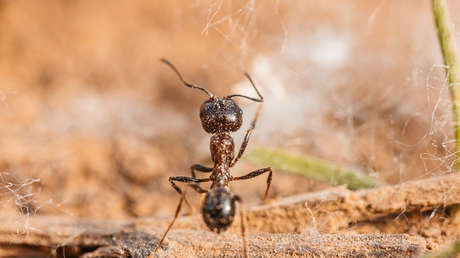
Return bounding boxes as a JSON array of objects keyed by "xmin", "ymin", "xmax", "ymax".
[
  {"xmin": 160, "ymin": 58, "xmax": 214, "ymax": 98},
  {"xmin": 228, "ymin": 73, "xmax": 263, "ymax": 102}
]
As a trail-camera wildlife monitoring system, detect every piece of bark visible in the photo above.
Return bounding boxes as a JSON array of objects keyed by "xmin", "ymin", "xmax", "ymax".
[{"xmin": 0, "ymin": 173, "xmax": 458, "ymax": 257}]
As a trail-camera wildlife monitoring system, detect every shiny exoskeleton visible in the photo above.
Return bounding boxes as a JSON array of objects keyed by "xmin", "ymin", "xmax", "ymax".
[{"xmin": 150, "ymin": 59, "xmax": 273, "ymax": 258}]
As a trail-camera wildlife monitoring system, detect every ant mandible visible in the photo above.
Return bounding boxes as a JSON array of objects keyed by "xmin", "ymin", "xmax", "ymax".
[{"xmin": 150, "ymin": 59, "xmax": 273, "ymax": 258}]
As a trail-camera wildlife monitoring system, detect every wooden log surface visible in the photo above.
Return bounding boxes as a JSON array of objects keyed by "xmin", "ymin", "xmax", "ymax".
[
  {"xmin": 2, "ymin": 226, "xmax": 426, "ymax": 258},
  {"xmin": 0, "ymin": 173, "xmax": 459, "ymax": 257}
]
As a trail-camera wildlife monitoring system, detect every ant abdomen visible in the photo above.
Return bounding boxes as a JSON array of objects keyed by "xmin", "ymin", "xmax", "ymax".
[
  {"xmin": 202, "ymin": 187, "xmax": 236, "ymax": 233},
  {"xmin": 200, "ymin": 97, "xmax": 243, "ymax": 134}
]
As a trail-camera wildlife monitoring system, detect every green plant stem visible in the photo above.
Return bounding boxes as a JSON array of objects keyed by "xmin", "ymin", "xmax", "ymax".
[
  {"xmin": 432, "ymin": 0, "xmax": 460, "ymax": 170},
  {"xmin": 243, "ymin": 148, "xmax": 382, "ymax": 190}
]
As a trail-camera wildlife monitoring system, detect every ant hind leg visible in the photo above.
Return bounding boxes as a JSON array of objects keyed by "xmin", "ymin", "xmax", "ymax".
[
  {"xmin": 150, "ymin": 191, "xmax": 186, "ymax": 256},
  {"xmin": 232, "ymin": 195, "xmax": 248, "ymax": 258},
  {"xmin": 232, "ymin": 167, "xmax": 273, "ymax": 200},
  {"xmin": 190, "ymin": 164, "xmax": 213, "ymax": 179}
]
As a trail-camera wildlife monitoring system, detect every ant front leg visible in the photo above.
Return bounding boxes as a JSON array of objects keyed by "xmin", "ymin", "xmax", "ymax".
[
  {"xmin": 231, "ymin": 102, "xmax": 264, "ymax": 167},
  {"xmin": 190, "ymin": 164, "xmax": 213, "ymax": 179},
  {"xmin": 232, "ymin": 167, "xmax": 273, "ymax": 200},
  {"xmin": 232, "ymin": 195, "xmax": 248, "ymax": 258}
]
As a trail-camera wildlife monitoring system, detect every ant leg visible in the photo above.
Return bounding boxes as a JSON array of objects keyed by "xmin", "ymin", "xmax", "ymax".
[
  {"xmin": 151, "ymin": 191, "xmax": 186, "ymax": 255},
  {"xmin": 150, "ymin": 177, "xmax": 210, "ymax": 256},
  {"xmin": 169, "ymin": 176, "xmax": 210, "ymax": 194},
  {"xmin": 188, "ymin": 167, "xmax": 211, "ymax": 214},
  {"xmin": 171, "ymin": 176, "xmax": 210, "ymax": 195},
  {"xmin": 169, "ymin": 177, "xmax": 210, "ymax": 212},
  {"xmin": 188, "ymin": 183, "xmax": 208, "ymax": 194},
  {"xmin": 190, "ymin": 164, "xmax": 213, "ymax": 179},
  {"xmin": 232, "ymin": 167, "xmax": 273, "ymax": 200},
  {"xmin": 232, "ymin": 195, "xmax": 248, "ymax": 258},
  {"xmin": 230, "ymin": 103, "xmax": 264, "ymax": 167},
  {"xmin": 169, "ymin": 176, "xmax": 211, "ymax": 214}
]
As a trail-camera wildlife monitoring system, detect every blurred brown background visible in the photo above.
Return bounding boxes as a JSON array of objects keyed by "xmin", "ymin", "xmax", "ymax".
[{"xmin": 0, "ymin": 0, "xmax": 459, "ymax": 221}]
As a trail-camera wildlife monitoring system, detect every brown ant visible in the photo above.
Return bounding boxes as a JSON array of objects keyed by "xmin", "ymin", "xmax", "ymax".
[{"xmin": 150, "ymin": 59, "xmax": 273, "ymax": 257}]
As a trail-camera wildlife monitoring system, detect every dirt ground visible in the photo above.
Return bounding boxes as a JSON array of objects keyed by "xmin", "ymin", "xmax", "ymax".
[{"xmin": 1, "ymin": 0, "xmax": 460, "ymax": 257}]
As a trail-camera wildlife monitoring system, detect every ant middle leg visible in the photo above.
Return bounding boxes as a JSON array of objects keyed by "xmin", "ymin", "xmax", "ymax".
[
  {"xmin": 190, "ymin": 164, "xmax": 213, "ymax": 179},
  {"xmin": 232, "ymin": 167, "xmax": 273, "ymax": 200},
  {"xmin": 231, "ymin": 102, "xmax": 264, "ymax": 167}
]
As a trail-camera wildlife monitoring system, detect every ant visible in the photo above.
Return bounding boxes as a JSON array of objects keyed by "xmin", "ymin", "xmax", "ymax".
[{"xmin": 150, "ymin": 59, "xmax": 273, "ymax": 258}]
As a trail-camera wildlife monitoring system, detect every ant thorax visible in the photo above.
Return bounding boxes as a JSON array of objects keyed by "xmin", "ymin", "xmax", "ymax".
[{"xmin": 210, "ymin": 133, "xmax": 235, "ymax": 168}]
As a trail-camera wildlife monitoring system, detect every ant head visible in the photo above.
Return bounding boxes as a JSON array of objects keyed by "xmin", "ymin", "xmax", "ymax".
[
  {"xmin": 160, "ymin": 58, "xmax": 264, "ymax": 134},
  {"xmin": 202, "ymin": 187, "xmax": 235, "ymax": 233},
  {"xmin": 200, "ymin": 97, "xmax": 243, "ymax": 134}
]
